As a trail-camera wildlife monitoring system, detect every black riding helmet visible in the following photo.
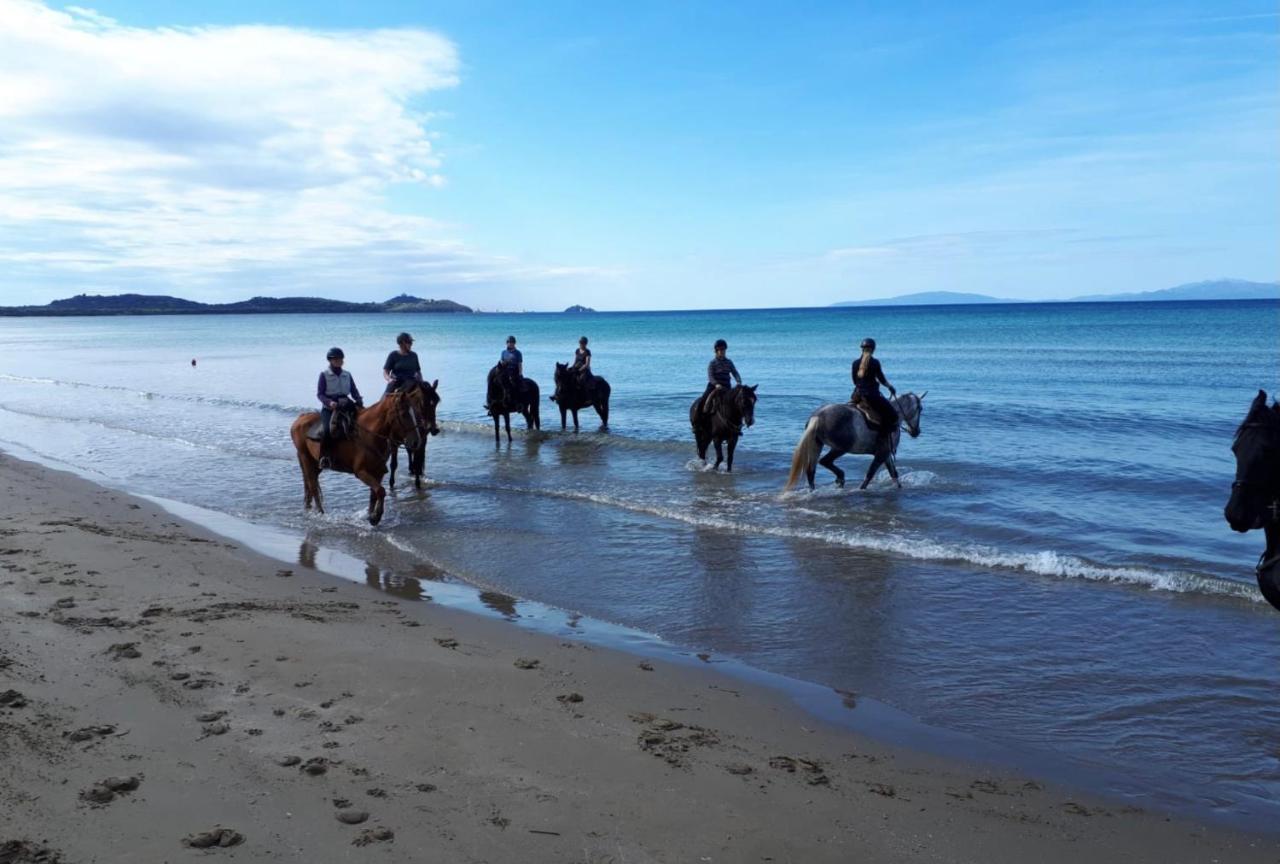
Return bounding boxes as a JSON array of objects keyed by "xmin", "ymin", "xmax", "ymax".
[
  {"xmin": 860, "ymin": 338, "xmax": 876, "ymax": 351},
  {"xmin": 397, "ymin": 332, "xmax": 413, "ymax": 345},
  {"xmin": 714, "ymin": 339, "xmax": 728, "ymax": 351},
  {"xmin": 579, "ymin": 336, "xmax": 588, "ymax": 345},
  {"xmin": 327, "ymin": 347, "xmax": 345, "ymax": 360}
]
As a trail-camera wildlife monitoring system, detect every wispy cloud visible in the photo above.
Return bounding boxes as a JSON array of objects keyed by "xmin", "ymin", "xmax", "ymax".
[{"xmin": 0, "ymin": 0, "xmax": 600, "ymax": 303}]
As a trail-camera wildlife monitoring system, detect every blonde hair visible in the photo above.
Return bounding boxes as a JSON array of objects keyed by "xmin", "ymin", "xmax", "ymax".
[{"xmin": 857, "ymin": 350, "xmax": 872, "ymax": 380}]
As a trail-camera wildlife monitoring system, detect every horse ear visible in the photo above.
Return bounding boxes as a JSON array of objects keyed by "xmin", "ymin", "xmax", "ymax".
[
  {"xmin": 750, "ymin": 384, "xmax": 758, "ymax": 392},
  {"xmin": 919, "ymin": 390, "xmax": 927, "ymax": 400},
  {"xmin": 432, "ymin": 379, "xmax": 439, "ymax": 390}
]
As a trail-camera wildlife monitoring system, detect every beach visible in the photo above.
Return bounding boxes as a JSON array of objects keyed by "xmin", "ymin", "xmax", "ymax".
[{"xmin": 2, "ymin": 451, "xmax": 1276, "ymax": 863}]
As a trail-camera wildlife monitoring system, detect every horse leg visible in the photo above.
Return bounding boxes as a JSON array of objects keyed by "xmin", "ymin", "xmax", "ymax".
[
  {"xmin": 726, "ymin": 433, "xmax": 739, "ymax": 472},
  {"xmin": 504, "ymin": 412, "xmax": 512, "ymax": 444},
  {"xmin": 1259, "ymin": 523, "xmax": 1280, "ymax": 612},
  {"xmin": 493, "ymin": 414, "xmax": 501, "ymax": 448},
  {"xmin": 388, "ymin": 447, "xmax": 398, "ymax": 490},
  {"xmin": 572, "ymin": 408, "xmax": 580, "ymax": 433},
  {"xmin": 596, "ymin": 397, "xmax": 608, "ymax": 428},
  {"xmin": 560, "ymin": 405, "xmax": 568, "ymax": 431},
  {"xmin": 861, "ymin": 452, "xmax": 885, "ymax": 490},
  {"xmin": 354, "ymin": 467, "xmax": 387, "ymax": 526},
  {"xmin": 413, "ymin": 442, "xmax": 426, "ymax": 489},
  {"xmin": 886, "ymin": 454, "xmax": 902, "ymax": 489},
  {"xmin": 819, "ymin": 447, "xmax": 847, "ymax": 487},
  {"xmin": 713, "ymin": 437, "xmax": 725, "ymax": 470}
]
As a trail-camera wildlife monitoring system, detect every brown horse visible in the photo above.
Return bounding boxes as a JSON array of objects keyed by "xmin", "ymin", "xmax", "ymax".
[{"xmin": 290, "ymin": 387, "xmax": 433, "ymax": 525}]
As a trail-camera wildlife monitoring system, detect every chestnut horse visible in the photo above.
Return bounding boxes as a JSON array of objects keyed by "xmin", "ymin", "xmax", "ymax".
[{"xmin": 290, "ymin": 386, "xmax": 433, "ymax": 525}]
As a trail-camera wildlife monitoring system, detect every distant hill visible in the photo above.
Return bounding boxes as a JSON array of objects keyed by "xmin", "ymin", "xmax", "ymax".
[
  {"xmin": 831, "ymin": 291, "xmax": 1008, "ymax": 307},
  {"xmin": 0, "ymin": 293, "xmax": 473, "ymax": 317},
  {"xmin": 831, "ymin": 279, "xmax": 1279, "ymax": 307},
  {"xmin": 563, "ymin": 304, "xmax": 597, "ymax": 313},
  {"xmin": 1070, "ymin": 279, "xmax": 1279, "ymax": 303}
]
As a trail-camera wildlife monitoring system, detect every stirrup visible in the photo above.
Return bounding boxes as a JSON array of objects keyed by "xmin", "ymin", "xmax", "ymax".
[{"xmin": 318, "ymin": 455, "xmax": 332, "ymax": 470}]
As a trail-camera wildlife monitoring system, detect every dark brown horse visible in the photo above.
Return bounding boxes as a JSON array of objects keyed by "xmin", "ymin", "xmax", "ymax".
[
  {"xmin": 486, "ymin": 366, "xmax": 540, "ymax": 446},
  {"xmin": 689, "ymin": 384, "xmax": 757, "ymax": 472},
  {"xmin": 1225, "ymin": 389, "xmax": 1280, "ymax": 611},
  {"xmin": 290, "ymin": 386, "xmax": 433, "ymax": 525},
  {"xmin": 552, "ymin": 362, "xmax": 610, "ymax": 431},
  {"xmin": 387, "ymin": 379, "xmax": 442, "ymax": 490}
]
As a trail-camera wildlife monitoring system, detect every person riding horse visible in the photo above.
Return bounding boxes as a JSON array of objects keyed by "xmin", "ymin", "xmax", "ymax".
[
  {"xmin": 700, "ymin": 339, "xmax": 742, "ymax": 414},
  {"xmin": 487, "ymin": 336, "xmax": 524, "ymax": 414},
  {"xmin": 571, "ymin": 336, "xmax": 593, "ymax": 387},
  {"xmin": 383, "ymin": 331, "xmax": 423, "ymax": 393},
  {"xmin": 851, "ymin": 338, "xmax": 897, "ymax": 449},
  {"xmin": 316, "ymin": 347, "xmax": 363, "ymax": 470}
]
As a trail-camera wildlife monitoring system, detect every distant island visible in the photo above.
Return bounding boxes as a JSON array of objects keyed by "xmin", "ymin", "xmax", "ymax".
[
  {"xmin": 563, "ymin": 304, "xmax": 597, "ymax": 313},
  {"xmin": 0, "ymin": 292, "xmax": 473, "ymax": 317},
  {"xmin": 832, "ymin": 279, "xmax": 1279, "ymax": 307},
  {"xmin": 832, "ymin": 291, "xmax": 1008, "ymax": 307}
]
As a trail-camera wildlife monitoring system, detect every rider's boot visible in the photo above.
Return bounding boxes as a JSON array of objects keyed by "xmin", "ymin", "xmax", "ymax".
[{"xmin": 318, "ymin": 439, "xmax": 332, "ymax": 471}]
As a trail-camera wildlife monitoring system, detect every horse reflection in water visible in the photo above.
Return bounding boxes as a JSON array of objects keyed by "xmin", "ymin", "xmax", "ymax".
[{"xmin": 1225, "ymin": 389, "xmax": 1280, "ymax": 611}]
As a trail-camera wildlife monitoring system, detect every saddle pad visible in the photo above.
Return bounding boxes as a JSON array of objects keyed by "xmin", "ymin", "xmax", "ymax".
[{"xmin": 305, "ymin": 418, "xmax": 326, "ymax": 441}]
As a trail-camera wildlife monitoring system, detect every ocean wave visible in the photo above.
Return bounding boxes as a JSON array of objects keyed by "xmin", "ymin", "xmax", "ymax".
[
  {"xmin": 430, "ymin": 478, "xmax": 1258, "ymax": 603},
  {"xmin": 0, "ymin": 373, "xmax": 303, "ymax": 416}
]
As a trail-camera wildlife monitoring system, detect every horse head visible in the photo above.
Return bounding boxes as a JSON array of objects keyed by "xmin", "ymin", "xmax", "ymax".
[
  {"xmin": 553, "ymin": 362, "xmax": 571, "ymax": 400},
  {"xmin": 899, "ymin": 391, "xmax": 924, "ymax": 438},
  {"xmin": 415, "ymin": 379, "xmax": 442, "ymax": 436},
  {"xmin": 1226, "ymin": 390, "xmax": 1280, "ymax": 532},
  {"xmin": 735, "ymin": 384, "xmax": 759, "ymax": 428}
]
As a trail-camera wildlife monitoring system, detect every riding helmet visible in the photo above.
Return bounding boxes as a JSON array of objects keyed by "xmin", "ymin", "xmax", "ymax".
[
  {"xmin": 397, "ymin": 332, "xmax": 413, "ymax": 345},
  {"xmin": 579, "ymin": 336, "xmax": 588, "ymax": 345},
  {"xmin": 326, "ymin": 347, "xmax": 345, "ymax": 360},
  {"xmin": 714, "ymin": 338, "xmax": 728, "ymax": 351},
  {"xmin": 860, "ymin": 338, "xmax": 876, "ymax": 351},
  {"xmin": 506, "ymin": 335, "xmax": 516, "ymax": 344}
]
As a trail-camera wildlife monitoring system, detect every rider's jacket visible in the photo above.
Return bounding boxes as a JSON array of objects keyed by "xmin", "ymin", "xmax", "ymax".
[
  {"xmin": 707, "ymin": 356, "xmax": 741, "ymax": 388},
  {"xmin": 852, "ymin": 356, "xmax": 888, "ymax": 395},
  {"xmin": 317, "ymin": 367, "xmax": 362, "ymax": 407}
]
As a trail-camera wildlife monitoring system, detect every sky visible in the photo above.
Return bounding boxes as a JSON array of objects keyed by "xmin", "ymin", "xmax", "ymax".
[{"xmin": 0, "ymin": 0, "xmax": 1276, "ymax": 310}]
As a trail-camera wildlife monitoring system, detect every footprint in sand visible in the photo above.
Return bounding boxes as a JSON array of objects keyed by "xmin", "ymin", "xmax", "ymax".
[
  {"xmin": 80, "ymin": 775, "xmax": 140, "ymax": 805},
  {"xmin": 335, "ymin": 810, "xmax": 369, "ymax": 825},
  {"xmin": 352, "ymin": 827, "xmax": 394, "ymax": 846},
  {"xmin": 277, "ymin": 756, "xmax": 302, "ymax": 767},
  {"xmin": 182, "ymin": 828, "xmax": 244, "ymax": 849},
  {"xmin": 300, "ymin": 757, "xmax": 329, "ymax": 776},
  {"xmin": 0, "ymin": 690, "xmax": 29, "ymax": 710},
  {"xmin": 195, "ymin": 711, "xmax": 226, "ymax": 723},
  {"xmin": 514, "ymin": 658, "xmax": 540, "ymax": 670},
  {"xmin": 434, "ymin": 638, "xmax": 459, "ymax": 650},
  {"xmin": 66, "ymin": 724, "xmax": 116, "ymax": 742}
]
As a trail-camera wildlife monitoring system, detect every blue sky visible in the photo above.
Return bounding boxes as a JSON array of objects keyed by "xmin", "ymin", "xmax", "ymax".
[{"xmin": 0, "ymin": 0, "xmax": 1275, "ymax": 309}]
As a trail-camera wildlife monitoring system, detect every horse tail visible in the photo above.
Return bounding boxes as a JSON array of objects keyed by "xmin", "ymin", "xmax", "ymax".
[{"xmin": 785, "ymin": 416, "xmax": 821, "ymax": 491}]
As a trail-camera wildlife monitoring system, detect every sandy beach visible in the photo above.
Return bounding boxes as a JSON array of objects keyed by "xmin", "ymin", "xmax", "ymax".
[{"xmin": 1, "ymin": 451, "xmax": 1275, "ymax": 863}]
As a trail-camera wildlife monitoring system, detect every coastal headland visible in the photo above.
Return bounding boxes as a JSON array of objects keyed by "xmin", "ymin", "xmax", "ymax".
[{"xmin": 2, "ymin": 452, "xmax": 1276, "ymax": 862}]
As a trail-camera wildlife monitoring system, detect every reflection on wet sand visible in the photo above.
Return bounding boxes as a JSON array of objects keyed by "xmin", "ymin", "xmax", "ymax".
[{"xmin": 479, "ymin": 590, "xmax": 520, "ymax": 619}]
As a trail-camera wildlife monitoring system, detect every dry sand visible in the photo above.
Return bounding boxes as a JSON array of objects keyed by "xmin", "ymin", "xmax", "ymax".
[{"xmin": 1, "ymin": 451, "xmax": 1275, "ymax": 863}]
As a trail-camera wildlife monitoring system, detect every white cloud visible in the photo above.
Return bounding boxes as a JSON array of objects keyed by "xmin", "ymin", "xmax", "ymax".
[{"xmin": 0, "ymin": 0, "xmax": 596, "ymax": 304}]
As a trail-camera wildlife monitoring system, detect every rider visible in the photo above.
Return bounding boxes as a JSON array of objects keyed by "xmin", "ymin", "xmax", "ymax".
[
  {"xmin": 570, "ymin": 336, "xmax": 593, "ymax": 386},
  {"xmin": 852, "ymin": 338, "xmax": 897, "ymax": 448},
  {"xmin": 487, "ymin": 335, "xmax": 524, "ymax": 413},
  {"xmin": 316, "ymin": 347, "xmax": 364, "ymax": 470},
  {"xmin": 700, "ymin": 338, "xmax": 741, "ymax": 414},
  {"xmin": 383, "ymin": 331, "xmax": 423, "ymax": 392}
]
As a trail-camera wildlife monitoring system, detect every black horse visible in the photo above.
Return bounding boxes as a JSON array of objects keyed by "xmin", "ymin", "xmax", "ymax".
[
  {"xmin": 486, "ymin": 366, "xmax": 540, "ymax": 446},
  {"xmin": 1225, "ymin": 389, "xmax": 1280, "ymax": 611},
  {"xmin": 387, "ymin": 379, "xmax": 441, "ymax": 490},
  {"xmin": 551, "ymin": 362, "xmax": 611, "ymax": 431},
  {"xmin": 689, "ymin": 384, "xmax": 757, "ymax": 472}
]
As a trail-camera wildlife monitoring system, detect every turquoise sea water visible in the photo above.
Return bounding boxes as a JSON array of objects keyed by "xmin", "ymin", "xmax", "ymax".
[{"xmin": 0, "ymin": 300, "xmax": 1277, "ymax": 826}]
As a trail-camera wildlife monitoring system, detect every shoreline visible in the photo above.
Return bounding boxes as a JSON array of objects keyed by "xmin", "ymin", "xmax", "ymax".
[{"xmin": 2, "ymin": 450, "xmax": 1277, "ymax": 862}]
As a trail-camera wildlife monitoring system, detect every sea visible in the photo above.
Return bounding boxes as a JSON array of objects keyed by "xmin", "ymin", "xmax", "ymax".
[{"xmin": 1, "ymin": 300, "xmax": 1277, "ymax": 829}]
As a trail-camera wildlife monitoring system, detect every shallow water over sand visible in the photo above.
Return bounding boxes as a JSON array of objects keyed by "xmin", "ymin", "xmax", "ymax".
[{"xmin": 0, "ymin": 300, "xmax": 1277, "ymax": 826}]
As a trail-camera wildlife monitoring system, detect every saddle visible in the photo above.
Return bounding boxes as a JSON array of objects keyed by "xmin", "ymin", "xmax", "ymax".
[
  {"xmin": 305, "ymin": 408, "xmax": 357, "ymax": 442},
  {"xmin": 849, "ymin": 391, "xmax": 882, "ymax": 429}
]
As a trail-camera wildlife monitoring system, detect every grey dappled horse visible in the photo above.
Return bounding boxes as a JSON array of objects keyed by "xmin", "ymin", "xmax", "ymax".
[{"xmin": 784, "ymin": 392, "xmax": 924, "ymax": 491}]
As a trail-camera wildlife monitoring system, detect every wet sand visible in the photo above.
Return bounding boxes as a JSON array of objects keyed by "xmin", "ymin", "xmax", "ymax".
[{"xmin": 1, "ymin": 452, "xmax": 1275, "ymax": 863}]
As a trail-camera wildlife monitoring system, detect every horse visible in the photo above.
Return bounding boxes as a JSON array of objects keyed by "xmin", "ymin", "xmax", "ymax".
[
  {"xmin": 688, "ymin": 384, "xmax": 758, "ymax": 472},
  {"xmin": 387, "ymin": 379, "xmax": 442, "ymax": 490},
  {"xmin": 784, "ymin": 392, "xmax": 924, "ymax": 491},
  {"xmin": 1224, "ymin": 389, "xmax": 1280, "ymax": 611},
  {"xmin": 486, "ymin": 366, "xmax": 540, "ymax": 446},
  {"xmin": 552, "ymin": 362, "xmax": 611, "ymax": 431},
  {"xmin": 289, "ymin": 386, "xmax": 432, "ymax": 525}
]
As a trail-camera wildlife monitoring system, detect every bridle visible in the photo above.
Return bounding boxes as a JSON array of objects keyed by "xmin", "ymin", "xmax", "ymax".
[{"xmin": 1231, "ymin": 417, "xmax": 1280, "ymax": 577}]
